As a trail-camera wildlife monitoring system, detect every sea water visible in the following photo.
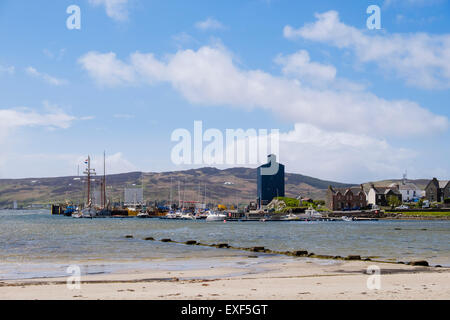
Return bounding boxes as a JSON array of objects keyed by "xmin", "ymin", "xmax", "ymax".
[{"xmin": 0, "ymin": 210, "xmax": 449, "ymax": 279}]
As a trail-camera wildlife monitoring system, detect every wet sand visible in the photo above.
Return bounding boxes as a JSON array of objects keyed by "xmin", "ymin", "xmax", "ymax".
[{"xmin": 0, "ymin": 257, "xmax": 449, "ymax": 300}]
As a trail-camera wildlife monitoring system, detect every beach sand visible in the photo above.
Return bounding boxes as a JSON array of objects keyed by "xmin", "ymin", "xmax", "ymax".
[{"xmin": 0, "ymin": 256, "xmax": 449, "ymax": 300}]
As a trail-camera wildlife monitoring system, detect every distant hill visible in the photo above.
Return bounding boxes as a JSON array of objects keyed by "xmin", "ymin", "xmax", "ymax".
[
  {"xmin": 0, "ymin": 167, "xmax": 355, "ymax": 208},
  {"xmin": 0, "ymin": 167, "xmax": 432, "ymax": 208}
]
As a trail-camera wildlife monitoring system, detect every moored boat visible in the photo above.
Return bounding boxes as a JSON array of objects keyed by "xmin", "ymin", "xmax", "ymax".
[{"xmin": 206, "ymin": 211, "xmax": 227, "ymax": 222}]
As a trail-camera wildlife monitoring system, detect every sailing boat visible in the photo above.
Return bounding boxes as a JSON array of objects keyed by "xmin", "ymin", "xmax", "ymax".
[{"xmin": 74, "ymin": 156, "xmax": 98, "ymax": 218}]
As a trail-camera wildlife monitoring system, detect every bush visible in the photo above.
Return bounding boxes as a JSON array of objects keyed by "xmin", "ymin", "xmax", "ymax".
[
  {"xmin": 387, "ymin": 195, "xmax": 402, "ymax": 207},
  {"xmin": 274, "ymin": 197, "xmax": 300, "ymax": 207}
]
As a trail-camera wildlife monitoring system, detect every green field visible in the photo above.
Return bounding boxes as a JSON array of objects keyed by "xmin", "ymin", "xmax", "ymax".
[{"xmin": 387, "ymin": 211, "xmax": 450, "ymax": 217}]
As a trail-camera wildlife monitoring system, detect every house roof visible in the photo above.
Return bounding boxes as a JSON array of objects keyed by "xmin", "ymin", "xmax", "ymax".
[
  {"xmin": 439, "ymin": 180, "xmax": 449, "ymax": 188},
  {"xmin": 372, "ymin": 186, "xmax": 401, "ymax": 195},
  {"xmin": 330, "ymin": 186, "xmax": 364, "ymax": 195}
]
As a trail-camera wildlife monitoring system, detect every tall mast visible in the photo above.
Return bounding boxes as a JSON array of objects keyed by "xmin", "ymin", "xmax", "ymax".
[
  {"xmin": 182, "ymin": 179, "xmax": 186, "ymax": 210},
  {"xmin": 103, "ymin": 151, "xmax": 106, "ymax": 208},
  {"xmin": 178, "ymin": 181, "xmax": 181, "ymax": 209},
  {"xmin": 169, "ymin": 177, "xmax": 173, "ymax": 209},
  {"xmin": 84, "ymin": 156, "xmax": 96, "ymax": 208}
]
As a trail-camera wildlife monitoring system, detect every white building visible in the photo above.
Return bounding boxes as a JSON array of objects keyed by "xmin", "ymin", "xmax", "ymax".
[{"xmin": 389, "ymin": 181, "xmax": 424, "ymax": 202}]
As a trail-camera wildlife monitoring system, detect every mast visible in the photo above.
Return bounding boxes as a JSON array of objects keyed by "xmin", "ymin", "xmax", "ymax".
[
  {"xmin": 84, "ymin": 156, "xmax": 96, "ymax": 208},
  {"xmin": 178, "ymin": 181, "xmax": 181, "ymax": 209},
  {"xmin": 169, "ymin": 177, "xmax": 173, "ymax": 209},
  {"xmin": 103, "ymin": 151, "xmax": 106, "ymax": 208},
  {"xmin": 182, "ymin": 179, "xmax": 186, "ymax": 210}
]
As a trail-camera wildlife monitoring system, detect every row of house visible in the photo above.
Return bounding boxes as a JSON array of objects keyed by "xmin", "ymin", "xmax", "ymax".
[
  {"xmin": 425, "ymin": 178, "xmax": 450, "ymax": 202},
  {"xmin": 326, "ymin": 177, "xmax": 449, "ymax": 211}
]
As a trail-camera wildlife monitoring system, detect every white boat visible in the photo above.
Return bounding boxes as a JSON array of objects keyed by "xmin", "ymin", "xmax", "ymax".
[
  {"xmin": 297, "ymin": 207, "xmax": 323, "ymax": 220},
  {"xmin": 180, "ymin": 213, "xmax": 196, "ymax": 220},
  {"xmin": 165, "ymin": 211, "xmax": 177, "ymax": 219},
  {"xmin": 175, "ymin": 210, "xmax": 183, "ymax": 219},
  {"xmin": 137, "ymin": 212, "xmax": 150, "ymax": 218},
  {"xmin": 206, "ymin": 211, "xmax": 227, "ymax": 222},
  {"xmin": 283, "ymin": 213, "xmax": 300, "ymax": 221},
  {"xmin": 341, "ymin": 216, "xmax": 355, "ymax": 222},
  {"xmin": 72, "ymin": 212, "xmax": 83, "ymax": 219}
]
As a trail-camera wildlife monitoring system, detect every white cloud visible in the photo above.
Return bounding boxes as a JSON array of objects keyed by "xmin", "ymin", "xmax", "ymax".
[
  {"xmin": 195, "ymin": 18, "xmax": 226, "ymax": 31},
  {"xmin": 0, "ymin": 65, "xmax": 15, "ymax": 75},
  {"xmin": 79, "ymin": 46, "xmax": 448, "ymax": 137},
  {"xmin": 78, "ymin": 52, "xmax": 136, "ymax": 86},
  {"xmin": 284, "ymin": 10, "xmax": 450, "ymax": 89},
  {"xmin": 77, "ymin": 152, "xmax": 137, "ymax": 174},
  {"xmin": 89, "ymin": 0, "xmax": 130, "ymax": 21},
  {"xmin": 25, "ymin": 66, "xmax": 68, "ymax": 86},
  {"xmin": 0, "ymin": 152, "xmax": 137, "ymax": 178},
  {"xmin": 0, "ymin": 106, "xmax": 76, "ymax": 150},
  {"xmin": 383, "ymin": 0, "xmax": 444, "ymax": 8},
  {"xmin": 278, "ymin": 123, "xmax": 415, "ymax": 182},
  {"xmin": 275, "ymin": 50, "xmax": 336, "ymax": 84}
]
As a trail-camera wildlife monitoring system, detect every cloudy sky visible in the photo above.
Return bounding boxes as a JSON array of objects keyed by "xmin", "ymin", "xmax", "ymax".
[{"xmin": 0, "ymin": 0, "xmax": 449, "ymax": 183}]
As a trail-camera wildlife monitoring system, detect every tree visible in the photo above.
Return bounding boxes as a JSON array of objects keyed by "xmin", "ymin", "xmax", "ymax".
[{"xmin": 387, "ymin": 195, "xmax": 402, "ymax": 208}]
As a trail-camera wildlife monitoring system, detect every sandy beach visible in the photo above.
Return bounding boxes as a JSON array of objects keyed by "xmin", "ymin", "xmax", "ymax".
[{"xmin": 1, "ymin": 256, "xmax": 449, "ymax": 300}]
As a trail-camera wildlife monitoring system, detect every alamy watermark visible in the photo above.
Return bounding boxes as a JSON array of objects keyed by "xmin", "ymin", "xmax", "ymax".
[
  {"xmin": 171, "ymin": 121, "xmax": 280, "ymax": 175},
  {"xmin": 66, "ymin": 265, "xmax": 81, "ymax": 290},
  {"xmin": 367, "ymin": 5, "xmax": 381, "ymax": 30},
  {"xmin": 366, "ymin": 265, "xmax": 381, "ymax": 290},
  {"xmin": 66, "ymin": 5, "xmax": 81, "ymax": 30}
]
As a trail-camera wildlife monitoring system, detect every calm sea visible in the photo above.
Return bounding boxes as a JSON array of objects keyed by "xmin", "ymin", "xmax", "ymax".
[{"xmin": 0, "ymin": 210, "xmax": 449, "ymax": 279}]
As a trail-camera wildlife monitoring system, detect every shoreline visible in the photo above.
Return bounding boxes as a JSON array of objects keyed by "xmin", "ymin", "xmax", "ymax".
[{"xmin": 1, "ymin": 257, "xmax": 448, "ymax": 300}]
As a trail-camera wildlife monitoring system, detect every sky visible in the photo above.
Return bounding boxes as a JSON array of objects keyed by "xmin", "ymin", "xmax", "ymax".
[{"xmin": 0, "ymin": 0, "xmax": 449, "ymax": 183}]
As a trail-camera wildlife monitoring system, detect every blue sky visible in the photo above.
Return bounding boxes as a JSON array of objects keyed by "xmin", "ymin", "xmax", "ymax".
[{"xmin": 0, "ymin": 0, "xmax": 449, "ymax": 183}]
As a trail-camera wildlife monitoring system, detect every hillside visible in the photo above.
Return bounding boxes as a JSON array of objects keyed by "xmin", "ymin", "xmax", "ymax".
[{"xmin": 0, "ymin": 167, "xmax": 355, "ymax": 208}]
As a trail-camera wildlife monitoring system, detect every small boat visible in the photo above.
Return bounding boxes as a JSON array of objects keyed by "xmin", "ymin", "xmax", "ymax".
[
  {"xmin": 137, "ymin": 212, "xmax": 150, "ymax": 218},
  {"xmin": 283, "ymin": 213, "xmax": 300, "ymax": 221},
  {"xmin": 341, "ymin": 216, "xmax": 355, "ymax": 222},
  {"xmin": 64, "ymin": 205, "xmax": 77, "ymax": 217},
  {"xmin": 164, "ymin": 211, "xmax": 177, "ymax": 219},
  {"xmin": 180, "ymin": 213, "xmax": 196, "ymax": 220},
  {"xmin": 297, "ymin": 207, "xmax": 323, "ymax": 220},
  {"xmin": 72, "ymin": 212, "xmax": 83, "ymax": 219},
  {"xmin": 206, "ymin": 211, "xmax": 227, "ymax": 222}
]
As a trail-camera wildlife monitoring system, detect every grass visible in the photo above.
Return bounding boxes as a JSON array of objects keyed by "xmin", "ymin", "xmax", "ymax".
[{"xmin": 387, "ymin": 211, "xmax": 450, "ymax": 217}]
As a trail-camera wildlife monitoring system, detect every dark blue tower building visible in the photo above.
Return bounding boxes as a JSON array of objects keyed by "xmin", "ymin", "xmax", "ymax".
[{"xmin": 257, "ymin": 155, "xmax": 285, "ymax": 208}]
